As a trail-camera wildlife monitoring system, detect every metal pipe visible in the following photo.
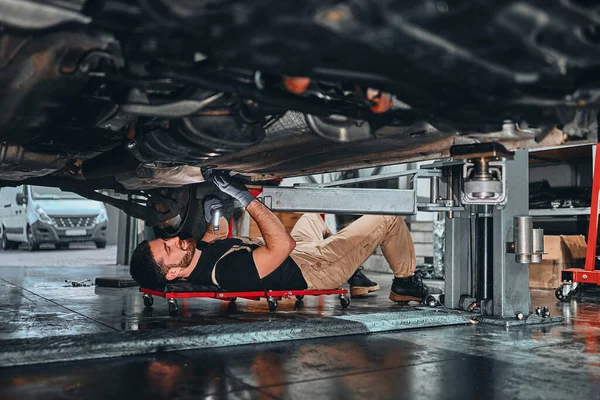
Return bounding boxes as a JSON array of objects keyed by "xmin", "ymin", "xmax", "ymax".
[
  {"xmin": 470, "ymin": 213, "xmax": 478, "ymax": 299},
  {"xmin": 514, "ymin": 216, "xmax": 534, "ymax": 263},
  {"xmin": 121, "ymin": 93, "xmax": 223, "ymax": 118},
  {"xmin": 481, "ymin": 214, "xmax": 493, "ymax": 300},
  {"xmin": 430, "ymin": 176, "xmax": 439, "ymax": 204},
  {"xmin": 0, "ymin": 142, "xmax": 65, "ymax": 170},
  {"xmin": 446, "ymin": 167, "xmax": 454, "ymax": 219},
  {"xmin": 148, "ymin": 65, "xmax": 368, "ymax": 119},
  {"xmin": 474, "ymin": 158, "xmax": 490, "ymax": 177},
  {"xmin": 469, "ymin": 206, "xmax": 494, "ymax": 303},
  {"xmin": 531, "ymin": 228, "xmax": 544, "ymax": 263}
]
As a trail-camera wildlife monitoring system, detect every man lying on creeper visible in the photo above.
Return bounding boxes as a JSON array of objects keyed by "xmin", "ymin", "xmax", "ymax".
[{"xmin": 130, "ymin": 171, "xmax": 440, "ymax": 303}]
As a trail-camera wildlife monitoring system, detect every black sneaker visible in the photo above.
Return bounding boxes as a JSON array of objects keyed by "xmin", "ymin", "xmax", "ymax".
[
  {"xmin": 348, "ymin": 266, "xmax": 380, "ymax": 297},
  {"xmin": 389, "ymin": 272, "xmax": 442, "ymax": 303}
]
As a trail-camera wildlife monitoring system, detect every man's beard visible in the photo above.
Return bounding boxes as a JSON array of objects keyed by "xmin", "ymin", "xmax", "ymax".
[{"xmin": 175, "ymin": 238, "xmax": 196, "ymax": 269}]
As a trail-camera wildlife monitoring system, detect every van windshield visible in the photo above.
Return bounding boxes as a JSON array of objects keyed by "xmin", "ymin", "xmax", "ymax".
[{"xmin": 31, "ymin": 186, "xmax": 83, "ymax": 200}]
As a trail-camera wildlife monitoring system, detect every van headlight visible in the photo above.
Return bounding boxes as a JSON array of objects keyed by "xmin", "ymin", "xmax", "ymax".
[
  {"xmin": 35, "ymin": 206, "xmax": 53, "ymax": 224},
  {"xmin": 94, "ymin": 208, "xmax": 107, "ymax": 224}
]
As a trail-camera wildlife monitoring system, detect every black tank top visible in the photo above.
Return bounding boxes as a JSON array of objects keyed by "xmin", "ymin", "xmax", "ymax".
[
  {"xmin": 186, "ymin": 238, "xmax": 307, "ymax": 290},
  {"xmin": 187, "ymin": 239, "xmax": 256, "ymax": 284}
]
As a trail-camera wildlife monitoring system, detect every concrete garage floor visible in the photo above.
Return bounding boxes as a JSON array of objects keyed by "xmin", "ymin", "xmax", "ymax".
[
  {"xmin": 0, "ymin": 262, "xmax": 447, "ymax": 339},
  {"xmin": 0, "ymin": 244, "xmax": 117, "ymax": 268},
  {"xmin": 1, "ymin": 253, "xmax": 600, "ymax": 399}
]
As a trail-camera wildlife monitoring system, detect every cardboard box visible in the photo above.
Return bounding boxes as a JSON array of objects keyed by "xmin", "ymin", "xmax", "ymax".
[
  {"xmin": 529, "ymin": 235, "xmax": 587, "ymax": 289},
  {"xmin": 249, "ymin": 212, "xmax": 303, "ymax": 237}
]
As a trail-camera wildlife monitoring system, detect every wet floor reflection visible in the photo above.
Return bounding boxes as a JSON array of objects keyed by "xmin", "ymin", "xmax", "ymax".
[
  {"xmin": 0, "ymin": 353, "xmax": 249, "ymax": 400},
  {"xmin": 0, "ymin": 333, "xmax": 488, "ymax": 399},
  {"xmin": 2, "ymin": 266, "xmax": 600, "ymax": 398},
  {"xmin": 5, "ymin": 319, "xmax": 597, "ymax": 400}
]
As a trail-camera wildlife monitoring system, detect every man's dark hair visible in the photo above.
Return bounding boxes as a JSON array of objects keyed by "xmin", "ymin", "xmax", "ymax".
[{"xmin": 130, "ymin": 240, "xmax": 166, "ymax": 288}]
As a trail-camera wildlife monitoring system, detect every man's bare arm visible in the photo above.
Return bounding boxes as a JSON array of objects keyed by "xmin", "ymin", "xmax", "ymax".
[
  {"xmin": 246, "ymin": 199, "xmax": 296, "ymax": 278},
  {"xmin": 211, "ymin": 171, "xmax": 295, "ymax": 278}
]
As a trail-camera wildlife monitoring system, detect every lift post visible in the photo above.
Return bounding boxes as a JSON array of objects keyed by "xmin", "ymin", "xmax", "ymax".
[
  {"xmin": 441, "ymin": 150, "xmax": 534, "ymax": 320},
  {"xmin": 258, "ymin": 147, "xmax": 559, "ymax": 325}
]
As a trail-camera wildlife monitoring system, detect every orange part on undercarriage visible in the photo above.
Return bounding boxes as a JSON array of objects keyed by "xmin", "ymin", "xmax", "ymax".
[
  {"xmin": 367, "ymin": 89, "xmax": 393, "ymax": 114},
  {"xmin": 283, "ymin": 77, "xmax": 311, "ymax": 94}
]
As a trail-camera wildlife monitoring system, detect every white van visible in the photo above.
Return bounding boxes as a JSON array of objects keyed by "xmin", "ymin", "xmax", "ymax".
[{"xmin": 0, "ymin": 185, "xmax": 108, "ymax": 251}]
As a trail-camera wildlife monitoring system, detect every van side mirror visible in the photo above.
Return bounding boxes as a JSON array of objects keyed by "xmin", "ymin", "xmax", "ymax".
[{"xmin": 15, "ymin": 193, "xmax": 27, "ymax": 206}]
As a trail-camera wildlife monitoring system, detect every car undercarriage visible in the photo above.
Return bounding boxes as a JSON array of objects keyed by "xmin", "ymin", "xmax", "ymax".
[{"xmin": 0, "ymin": 0, "xmax": 599, "ymax": 235}]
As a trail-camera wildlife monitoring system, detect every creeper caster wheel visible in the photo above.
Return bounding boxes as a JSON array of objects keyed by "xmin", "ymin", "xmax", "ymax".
[
  {"xmin": 295, "ymin": 295, "xmax": 304, "ymax": 300},
  {"xmin": 339, "ymin": 294, "xmax": 351, "ymax": 309},
  {"xmin": 555, "ymin": 285, "xmax": 572, "ymax": 302},
  {"xmin": 168, "ymin": 298, "xmax": 179, "ymax": 316},
  {"xmin": 425, "ymin": 295, "xmax": 438, "ymax": 307},
  {"xmin": 267, "ymin": 296, "xmax": 278, "ymax": 311},
  {"xmin": 228, "ymin": 301, "xmax": 237, "ymax": 312},
  {"xmin": 143, "ymin": 294, "xmax": 154, "ymax": 308},
  {"xmin": 294, "ymin": 299, "xmax": 304, "ymax": 310},
  {"xmin": 425, "ymin": 293, "xmax": 444, "ymax": 307}
]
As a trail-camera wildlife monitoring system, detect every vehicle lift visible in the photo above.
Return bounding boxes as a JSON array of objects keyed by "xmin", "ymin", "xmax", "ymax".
[{"xmin": 258, "ymin": 144, "xmax": 560, "ymax": 325}]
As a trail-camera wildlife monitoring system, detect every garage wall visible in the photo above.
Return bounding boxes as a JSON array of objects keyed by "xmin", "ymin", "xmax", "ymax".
[{"xmin": 529, "ymin": 161, "xmax": 592, "ymax": 188}]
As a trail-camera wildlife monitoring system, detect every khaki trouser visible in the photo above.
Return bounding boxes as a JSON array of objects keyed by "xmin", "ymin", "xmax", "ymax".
[{"xmin": 289, "ymin": 214, "xmax": 416, "ymax": 290}]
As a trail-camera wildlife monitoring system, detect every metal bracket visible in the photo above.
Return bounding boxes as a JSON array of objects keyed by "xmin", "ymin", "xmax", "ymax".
[
  {"xmin": 258, "ymin": 168, "xmax": 451, "ymax": 215},
  {"xmin": 258, "ymin": 167, "xmax": 470, "ymax": 215},
  {"xmin": 461, "ymin": 161, "xmax": 507, "ymax": 205},
  {"xmin": 260, "ymin": 187, "xmax": 417, "ymax": 215}
]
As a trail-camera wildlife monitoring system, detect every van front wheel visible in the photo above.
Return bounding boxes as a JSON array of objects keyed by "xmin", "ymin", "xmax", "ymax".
[
  {"xmin": 27, "ymin": 225, "xmax": 39, "ymax": 251},
  {"xmin": 1, "ymin": 229, "xmax": 18, "ymax": 251}
]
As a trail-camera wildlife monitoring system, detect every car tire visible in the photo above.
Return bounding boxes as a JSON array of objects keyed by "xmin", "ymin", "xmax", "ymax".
[
  {"xmin": 27, "ymin": 225, "xmax": 39, "ymax": 251},
  {"xmin": 152, "ymin": 183, "xmax": 234, "ymax": 241},
  {"xmin": 1, "ymin": 229, "xmax": 18, "ymax": 251},
  {"xmin": 95, "ymin": 241, "xmax": 107, "ymax": 249}
]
